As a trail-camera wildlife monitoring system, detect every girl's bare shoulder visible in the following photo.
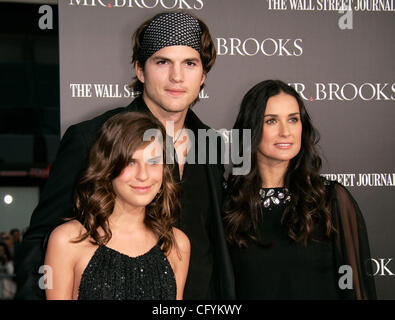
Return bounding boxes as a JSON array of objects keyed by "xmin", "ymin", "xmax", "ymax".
[
  {"xmin": 172, "ymin": 227, "xmax": 190, "ymax": 255},
  {"xmin": 48, "ymin": 220, "xmax": 88, "ymax": 249}
]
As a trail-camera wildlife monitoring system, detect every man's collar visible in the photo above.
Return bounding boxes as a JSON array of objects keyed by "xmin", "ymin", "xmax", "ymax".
[
  {"xmin": 184, "ymin": 108, "xmax": 210, "ymax": 134},
  {"xmin": 126, "ymin": 95, "xmax": 150, "ymax": 113},
  {"xmin": 127, "ymin": 95, "xmax": 210, "ymax": 133}
]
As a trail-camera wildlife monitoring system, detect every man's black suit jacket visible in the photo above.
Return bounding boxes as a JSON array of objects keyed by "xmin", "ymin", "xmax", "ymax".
[{"xmin": 14, "ymin": 97, "xmax": 235, "ymax": 300}]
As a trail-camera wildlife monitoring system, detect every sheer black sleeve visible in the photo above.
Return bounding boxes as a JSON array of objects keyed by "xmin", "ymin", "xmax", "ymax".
[{"xmin": 328, "ymin": 181, "xmax": 377, "ymax": 300}]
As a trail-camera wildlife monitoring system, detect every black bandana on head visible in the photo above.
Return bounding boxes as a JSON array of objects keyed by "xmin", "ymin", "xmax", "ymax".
[{"xmin": 139, "ymin": 12, "xmax": 202, "ymax": 62}]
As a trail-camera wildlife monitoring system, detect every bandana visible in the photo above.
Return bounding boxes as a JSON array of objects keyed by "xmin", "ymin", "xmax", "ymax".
[{"xmin": 139, "ymin": 12, "xmax": 202, "ymax": 62}]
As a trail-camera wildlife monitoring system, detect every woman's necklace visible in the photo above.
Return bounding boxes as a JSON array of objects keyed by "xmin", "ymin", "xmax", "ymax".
[
  {"xmin": 174, "ymin": 126, "xmax": 184, "ymax": 144},
  {"xmin": 259, "ymin": 187, "xmax": 291, "ymax": 210}
]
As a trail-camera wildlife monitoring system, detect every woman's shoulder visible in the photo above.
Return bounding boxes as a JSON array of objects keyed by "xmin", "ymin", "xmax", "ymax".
[
  {"xmin": 166, "ymin": 228, "xmax": 191, "ymax": 276},
  {"xmin": 171, "ymin": 227, "xmax": 190, "ymax": 254},
  {"xmin": 321, "ymin": 178, "xmax": 364, "ymax": 226},
  {"xmin": 48, "ymin": 220, "xmax": 87, "ymax": 248},
  {"xmin": 321, "ymin": 177, "xmax": 355, "ymax": 203}
]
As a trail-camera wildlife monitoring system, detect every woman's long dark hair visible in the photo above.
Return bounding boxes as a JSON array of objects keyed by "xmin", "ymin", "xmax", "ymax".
[
  {"xmin": 223, "ymin": 80, "xmax": 335, "ymax": 247},
  {"xmin": 71, "ymin": 112, "xmax": 180, "ymax": 254}
]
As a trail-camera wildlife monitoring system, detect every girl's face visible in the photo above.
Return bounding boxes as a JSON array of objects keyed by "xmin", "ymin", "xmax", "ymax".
[
  {"xmin": 112, "ymin": 140, "xmax": 163, "ymax": 211},
  {"xmin": 257, "ymin": 92, "xmax": 302, "ymax": 167}
]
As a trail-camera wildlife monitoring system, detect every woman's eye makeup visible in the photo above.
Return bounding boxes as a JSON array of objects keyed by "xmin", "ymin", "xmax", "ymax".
[
  {"xmin": 265, "ymin": 118, "xmax": 276, "ymax": 124},
  {"xmin": 289, "ymin": 117, "xmax": 299, "ymax": 122}
]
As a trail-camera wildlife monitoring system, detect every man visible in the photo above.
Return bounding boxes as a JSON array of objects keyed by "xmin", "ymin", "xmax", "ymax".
[{"xmin": 15, "ymin": 11, "xmax": 235, "ymax": 300}]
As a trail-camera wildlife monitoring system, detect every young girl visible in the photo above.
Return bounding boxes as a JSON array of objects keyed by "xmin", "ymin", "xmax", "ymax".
[{"xmin": 44, "ymin": 112, "xmax": 190, "ymax": 300}]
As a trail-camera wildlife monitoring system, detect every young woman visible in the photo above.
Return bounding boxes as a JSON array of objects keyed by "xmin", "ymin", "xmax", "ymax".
[
  {"xmin": 44, "ymin": 112, "xmax": 190, "ymax": 300},
  {"xmin": 223, "ymin": 80, "xmax": 376, "ymax": 300}
]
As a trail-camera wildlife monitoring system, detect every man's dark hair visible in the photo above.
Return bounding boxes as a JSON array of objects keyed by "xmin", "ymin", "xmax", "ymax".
[{"xmin": 128, "ymin": 11, "xmax": 216, "ymax": 101}]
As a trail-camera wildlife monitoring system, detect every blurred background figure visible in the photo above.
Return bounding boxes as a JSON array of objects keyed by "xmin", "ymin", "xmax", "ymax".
[
  {"xmin": 10, "ymin": 229, "xmax": 21, "ymax": 244},
  {"xmin": 0, "ymin": 241, "xmax": 16, "ymax": 299},
  {"xmin": 0, "ymin": 233, "xmax": 14, "ymax": 258},
  {"xmin": 0, "ymin": 2, "xmax": 60, "ymax": 301},
  {"xmin": 10, "ymin": 228, "xmax": 21, "ymax": 258}
]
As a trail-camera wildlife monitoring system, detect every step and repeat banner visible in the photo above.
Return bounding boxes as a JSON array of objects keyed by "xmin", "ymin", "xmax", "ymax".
[{"xmin": 58, "ymin": 0, "xmax": 394, "ymax": 299}]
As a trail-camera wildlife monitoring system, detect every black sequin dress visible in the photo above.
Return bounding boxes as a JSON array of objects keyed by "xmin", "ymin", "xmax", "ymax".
[{"xmin": 78, "ymin": 244, "xmax": 176, "ymax": 300}]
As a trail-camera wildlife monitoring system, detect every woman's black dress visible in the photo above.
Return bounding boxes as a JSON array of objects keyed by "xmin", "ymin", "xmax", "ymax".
[
  {"xmin": 229, "ymin": 181, "xmax": 376, "ymax": 300},
  {"xmin": 78, "ymin": 244, "xmax": 176, "ymax": 300}
]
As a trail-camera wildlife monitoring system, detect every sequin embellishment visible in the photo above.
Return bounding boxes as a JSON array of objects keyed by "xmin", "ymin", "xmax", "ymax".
[
  {"xmin": 78, "ymin": 244, "xmax": 176, "ymax": 300},
  {"xmin": 259, "ymin": 188, "xmax": 291, "ymax": 211}
]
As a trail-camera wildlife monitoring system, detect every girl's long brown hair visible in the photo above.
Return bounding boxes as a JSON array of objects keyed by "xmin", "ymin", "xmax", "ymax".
[
  {"xmin": 223, "ymin": 80, "xmax": 335, "ymax": 248},
  {"xmin": 71, "ymin": 112, "xmax": 180, "ymax": 254}
]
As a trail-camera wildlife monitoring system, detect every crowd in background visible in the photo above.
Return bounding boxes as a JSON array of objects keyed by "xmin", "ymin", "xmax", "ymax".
[{"xmin": 0, "ymin": 228, "xmax": 23, "ymax": 299}]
